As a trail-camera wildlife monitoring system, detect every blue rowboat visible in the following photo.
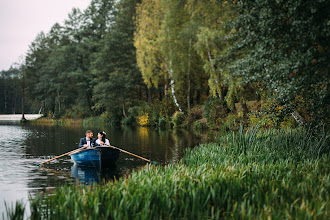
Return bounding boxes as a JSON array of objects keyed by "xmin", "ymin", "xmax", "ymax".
[
  {"xmin": 71, "ymin": 164, "xmax": 120, "ymax": 184},
  {"xmin": 70, "ymin": 146, "xmax": 120, "ymax": 167}
]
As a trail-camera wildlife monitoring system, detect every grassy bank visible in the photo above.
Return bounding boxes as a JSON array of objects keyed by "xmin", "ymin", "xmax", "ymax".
[
  {"xmin": 30, "ymin": 116, "xmax": 114, "ymax": 128},
  {"xmin": 30, "ymin": 117, "xmax": 83, "ymax": 126},
  {"xmin": 6, "ymin": 127, "xmax": 329, "ymax": 219}
]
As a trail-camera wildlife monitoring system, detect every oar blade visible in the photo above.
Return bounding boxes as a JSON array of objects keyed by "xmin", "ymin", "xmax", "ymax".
[{"xmin": 150, "ymin": 160, "xmax": 162, "ymax": 165}]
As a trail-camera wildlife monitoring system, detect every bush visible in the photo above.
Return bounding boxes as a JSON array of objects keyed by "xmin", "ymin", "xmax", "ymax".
[
  {"xmin": 157, "ymin": 116, "xmax": 169, "ymax": 129},
  {"xmin": 128, "ymin": 106, "xmax": 141, "ymax": 117},
  {"xmin": 83, "ymin": 116, "xmax": 105, "ymax": 127},
  {"xmin": 137, "ymin": 113, "xmax": 149, "ymax": 126},
  {"xmin": 64, "ymin": 106, "xmax": 91, "ymax": 119},
  {"xmin": 122, "ymin": 115, "xmax": 136, "ymax": 126},
  {"xmin": 18, "ymin": 128, "xmax": 329, "ymax": 219},
  {"xmin": 172, "ymin": 111, "xmax": 185, "ymax": 128},
  {"xmin": 203, "ymin": 97, "xmax": 228, "ymax": 129},
  {"xmin": 183, "ymin": 106, "xmax": 204, "ymax": 128},
  {"xmin": 193, "ymin": 118, "xmax": 208, "ymax": 131},
  {"xmin": 222, "ymin": 113, "xmax": 241, "ymax": 131}
]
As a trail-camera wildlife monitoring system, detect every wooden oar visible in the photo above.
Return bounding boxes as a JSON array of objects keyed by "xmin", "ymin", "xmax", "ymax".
[
  {"xmin": 37, "ymin": 145, "xmax": 89, "ymax": 166},
  {"xmin": 109, "ymin": 145, "xmax": 160, "ymax": 164}
]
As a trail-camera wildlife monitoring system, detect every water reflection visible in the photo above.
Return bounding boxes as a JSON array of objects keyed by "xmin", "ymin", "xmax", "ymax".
[
  {"xmin": 71, "ymin": 165, "xmax": 120, "ymax": 184},
  {"xmin": 0, "ymin": 123, "xmax": 216, "ymax": 216}
]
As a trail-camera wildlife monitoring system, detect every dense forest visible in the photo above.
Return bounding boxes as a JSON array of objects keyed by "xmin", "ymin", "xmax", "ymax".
[{"xmin": 1, "ymin": 0, "xmax": 329, "ymax": 128}]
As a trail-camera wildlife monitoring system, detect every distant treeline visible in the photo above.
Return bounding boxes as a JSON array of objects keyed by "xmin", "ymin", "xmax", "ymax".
[
  {"xmin": 0, "ymin": 67, "xmax": 29, "ymax": 114},
  {"xmin": 1, "ymin": 0, "xmax": 328, "ymax": 127}
]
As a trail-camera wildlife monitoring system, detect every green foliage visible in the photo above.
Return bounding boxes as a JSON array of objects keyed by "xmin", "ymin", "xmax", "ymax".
[
  {"xmin": 189, "ymin": 106, "xmax": 204, "ymax": 121},
  {"xmin": 203, "ymin": 97, "xmax": 228, "ymax": 128},
  {"xmin": 10, "ymin": 128, "xmax": 329, "ymax": 219},
  {"xmin": 0, "ymin": 67, "xmax": 25, "ymax": 114},
  {"xmin": 221, "ymin": 113, "xmax": 241, "ymax": 131},
  {"xmin": 193, "ymin": 118, "xmax": 208, "ymax": 131},
  {"xmin": 4, "ymin": 200, "xmax": 25, "ymax": 220},
  {"xmin": 122, "ymin": 115, "xmax": 136, "ymax": 126},
  {"xmin": 157, "ymin": 116, "xmax": 170, "ymax": 129},
  {"xmin": 4, "ymin": 0, "xmax": 328, "ymax": 127},
  {"xmin": 227, "ymin": 0, "xmax": 330, "ymax": 125},
  {"xmin": 64, "ymin": 105, "xmax": 92, "ymax": 119},
  {"xmin": 183, "ymin": 106, "xmax": 205, "ymax": 129},
  {"xmin": 83, "ymin": 116, "xmax": 111, "ymax": 127},
  {"xmin": 172, "ymin": 111, "xmax": 185, "ymax": 128},
  {"xmin": 92, "ymin": 0, "xmax": 143, "ymax": 118}
]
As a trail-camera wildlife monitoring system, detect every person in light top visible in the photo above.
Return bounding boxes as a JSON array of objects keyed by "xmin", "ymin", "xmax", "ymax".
[{"xmin": 96, "ymin": 131, "xmax": 110, "ymax": 146}]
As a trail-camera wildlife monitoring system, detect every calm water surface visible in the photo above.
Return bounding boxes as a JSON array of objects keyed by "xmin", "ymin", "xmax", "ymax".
[{"xmin": 0, "ymin": 123, "xmax": 214, "ymax": 215}]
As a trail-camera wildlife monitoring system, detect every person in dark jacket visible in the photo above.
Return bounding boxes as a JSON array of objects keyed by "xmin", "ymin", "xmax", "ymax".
[{"xmin": 78, "ymin": 130, "xmax": 99, "ymax": 148}]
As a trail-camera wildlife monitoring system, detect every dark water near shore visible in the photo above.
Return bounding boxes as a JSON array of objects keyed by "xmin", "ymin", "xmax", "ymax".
[{"xmin": 0, "ymin": 123, "xmax": 215, "ymax": 215}]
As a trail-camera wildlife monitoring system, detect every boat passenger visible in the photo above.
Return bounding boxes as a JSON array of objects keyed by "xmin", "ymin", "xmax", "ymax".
[
  {"xmin": 79, "ymin": 130, "xmax": 98, "ymax": 148},
  {"xmin": 96, "ymin": 131, "xmax": 110, "ymax": 146}
]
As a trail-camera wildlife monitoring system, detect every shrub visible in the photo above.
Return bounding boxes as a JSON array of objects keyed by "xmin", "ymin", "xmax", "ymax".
[
  {"xmin": 222, "ymin": 113, "xmax": 241, "ymax": 131},
  {"xmin": 137, "ymin": 113, "xmax": 149, "ymax": 126},
  {"xmin": 203, "ymin": 97, "xmax": 228, "ymax": 129},
  {"xmin": 128, "ymin": 106, "xmax": 141, "ymax": 117},
  {"xmin": 172, "ymin": 111, "xmax": 185, "ymax": 128},
  {"xmin": 64, "ymin": 106, "xmax": 91, "ymax": 119},
  {"xmin": 157, "ymin": 116, "xmax": 169, "ymax": 129},
  {"xmin": 193, "ymin": 118, "xmax": 208, "ymax": 131},
  {"xmin": 17, "ymin": 128, "xmax": 329, "ymax": 219},
  {"xmin": 183, "ymin": 106, "xmax": 204, "ymax": 128},
  {"xmin": 122, "ymin": 115, "xmax": 136, "ymax": 126}
]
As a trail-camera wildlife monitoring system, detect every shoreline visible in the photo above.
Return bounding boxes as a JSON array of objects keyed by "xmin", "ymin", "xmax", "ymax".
[{"xmin": 5, "ymin": 127, "xmax": 329, "ymax": 219}]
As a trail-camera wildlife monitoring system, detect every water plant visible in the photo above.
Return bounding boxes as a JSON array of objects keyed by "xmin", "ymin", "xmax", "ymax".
[
  {"xmin": 7, "ymin": 127, "xmax": 330, "ymax": 219},
  {"xmin": 3, "ymin": 200, "xmax": 25, "ymax": 220}
]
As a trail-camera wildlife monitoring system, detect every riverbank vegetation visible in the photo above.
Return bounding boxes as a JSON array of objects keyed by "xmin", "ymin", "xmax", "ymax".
[
  {"xmin": 2, "ymin": 1, "xmax": 329, "ymax": 218},
  {"xmin": 5, "ymin": 127, "xmax": 329, "ymax": 219},
  {"xmin": 0, "ymin": 0, "xmax": 328, "ymax": 130}
]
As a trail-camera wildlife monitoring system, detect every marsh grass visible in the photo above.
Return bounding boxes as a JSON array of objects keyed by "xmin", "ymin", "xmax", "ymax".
[
  {"xmin": 8, "ymin": 127, "xmax": 330, "ymax": 219},
  {"xmin": 4, "ymin": 200, "xmax": 25, "ymax": 220}
]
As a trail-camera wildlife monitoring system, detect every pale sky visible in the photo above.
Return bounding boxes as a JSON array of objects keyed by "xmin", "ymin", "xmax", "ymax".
[{"xmin": 0, "ymin": 0, "xmax": 91, "ymax": 71}]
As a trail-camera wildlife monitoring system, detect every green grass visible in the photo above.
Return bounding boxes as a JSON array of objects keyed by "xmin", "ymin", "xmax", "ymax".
[
  {"xmin": 3, "ymin": 200, "xmax": 25, "ymax": 220},
  {"xmin": 8, "ymin": 126, "xmax": 330, "ymax": 219}
]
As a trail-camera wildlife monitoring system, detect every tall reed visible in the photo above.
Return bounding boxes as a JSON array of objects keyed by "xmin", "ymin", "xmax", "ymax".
[
  {"xmin": 8, "ymin": 127, "xmax": 330, "ymax": 219},
  {"xmin": 3, "ymin": 200, "xmax": 25, "ymax": 220}
]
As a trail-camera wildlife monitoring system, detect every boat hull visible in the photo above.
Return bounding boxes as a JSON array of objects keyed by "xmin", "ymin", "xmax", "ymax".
[{"xmin": 70, "ymin": 147, "xmax": 120, "ymax": 167}]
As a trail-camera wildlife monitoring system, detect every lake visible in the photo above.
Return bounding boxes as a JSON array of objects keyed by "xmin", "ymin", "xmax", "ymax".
[{"xmin": 0, "ymin": 123, "xmax": 214, "ymax": 216}]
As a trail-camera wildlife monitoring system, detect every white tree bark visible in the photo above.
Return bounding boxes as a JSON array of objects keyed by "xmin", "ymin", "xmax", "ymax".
[
  {"xmin": 291, "ymin": 111, "xmax": 306, "ymax": 126},
  {"xmin": 164, "ymin": 62, "xmax": 185, "ymax": 115}
]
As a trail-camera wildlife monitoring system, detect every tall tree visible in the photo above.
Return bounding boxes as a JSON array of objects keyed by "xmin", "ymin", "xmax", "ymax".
[
  {"xmin": 135, "ymin": 0, "xmax": 209, "ymax": 115},
  {"xmin": 228, "ymin": 0, "xmax": 330, "ymax": 124},
  {"xmin": 0, "ymin": 66, "xmax": 23, "ymax": 114},
  {"xmin": 135, "ymin": 0, "xmax": 167, "ymax": 104},
  {"xmin": 93, "ymin": 0, "xmax": 143, "ymax": 119}
]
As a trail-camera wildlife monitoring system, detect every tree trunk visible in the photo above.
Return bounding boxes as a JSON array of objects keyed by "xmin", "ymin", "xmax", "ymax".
[
  {"xmin": 13, "ymin": 96, "xmax": 16, "ymax": 114},
  {"xmin": 57, "ymin": 91, "xmax": 61, "ymax": 113},
  {"xmin": 240, "ymin": 101, "xmax": 249, "ymax": 116},
  {"xmin": 291, "ymin": 111, "xmax": 306, "ymax": 126},
  {"xmin": 122, "ymin": 97, "xmax": 127, "ymax": 118},
  {"xmin": 165, "ymin": 26, "xmax": 184, "ymax": 115},
  {"xmin": 21, "ymin": 75, "xmax": 26, "ymax": 121},
  {"xmin": 4, "ymin": 91, "xmax": 7, "ymax": 114},
  {"xmin": 164, "ymin": 62, "xmax": 185, "ymax": 115},
  {"xmin": 187, "ymin": 38, "xmax": 192, "ymax": 113},
  {"xmin": 164, "ymin": 75, "xmax": 169, "ymax": 117},
  {"xmin": 148, "ymin": 87, "xmax": 152, "ymax": 104}
]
